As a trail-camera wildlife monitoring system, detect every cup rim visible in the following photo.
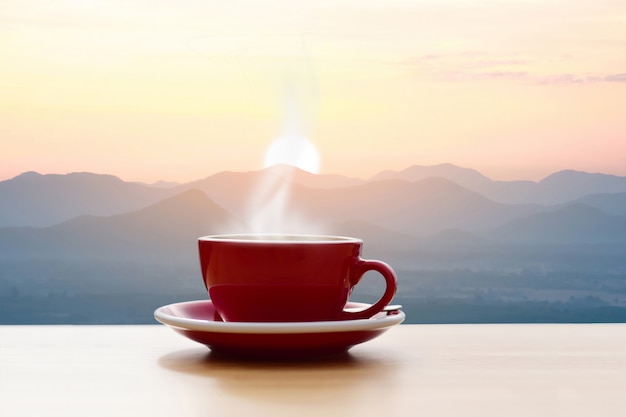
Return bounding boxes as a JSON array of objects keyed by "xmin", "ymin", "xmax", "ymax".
[{"xmin": 198, "ymin": 234, "xmax": 362, "ymax": 244}]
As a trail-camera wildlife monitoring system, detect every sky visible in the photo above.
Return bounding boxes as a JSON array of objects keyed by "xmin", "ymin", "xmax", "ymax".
[{"xmin": 1, "ymin": 0, "xmax": 625, "ymax": 183}]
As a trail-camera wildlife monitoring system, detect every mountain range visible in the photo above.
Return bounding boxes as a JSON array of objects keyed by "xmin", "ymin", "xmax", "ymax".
[
  {"xmin": 153, "ymin": 164, "xmax": 626, "ymax": 214},
  {"xmin": 1, "ymin": 163, "xmax": 625, "ymax": 324},
  {"xmin": 373, "ymin": 164, "xmax": 626, "ymax": 205},
  {"xmin": 2, "ymin": 164, "xmax": 625, "ymax": 241},
  {"xmin": 0, "ymin": 171, "xmax": 173, "ymax": 228}
]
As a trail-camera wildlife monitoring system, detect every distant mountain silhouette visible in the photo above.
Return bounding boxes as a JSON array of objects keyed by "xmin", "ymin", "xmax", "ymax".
[
  {"xmin": 177, "ymin": 165, "xmax": 364, "ymax": 216},
  {"xmin": 373, "ymin": 165, "xmax": 626, "ymax": 205},
  {"xmin": 571, "ymin": 192, "xmax": 626, "ymax": 216},
  {"xmin": 144, "ymin": 180, "xmax": 180, "ymax": 188},
  {"xmin": 481, "ymin": 170, "xmax": 626, "ymax": 205},
  {"xmin": 0, "ymin": 189, "xmax": 240, "ymax": 259},
  {"xmin": 372, "ymin": 163, "xmax": 493, "ymax": 189},
  {"xmin": 0, "ymin": 171, "xmax": 177, "ymax": 227},
  {"xmin": 2, "ymin": 164, "xmax": 625, "ymax": 242},
  {"xmin": 291, "ymin": 177, "xmax": 542, "ymax": 236},
  {"xmin": 488, "ymin": 204, "xmax": 626, "ymax": 243},
  {"xmin": 370, "ymin": 164, "xmax": 536, "ymax": 204},
  {"xmin": 528, "ymin": 170, "xmax": 626, "ymax": 205}
]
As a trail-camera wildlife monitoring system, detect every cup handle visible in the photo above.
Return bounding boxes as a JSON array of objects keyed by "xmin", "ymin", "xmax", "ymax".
[{"xmin": 337, "ymin": 259, "xmax": 397, "ymax": 320}]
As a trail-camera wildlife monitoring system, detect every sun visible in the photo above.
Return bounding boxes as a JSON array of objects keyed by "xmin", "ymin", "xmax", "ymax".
[{"xmin": 263, "ymin": 134, "xmax": 320, "ymax": 174}]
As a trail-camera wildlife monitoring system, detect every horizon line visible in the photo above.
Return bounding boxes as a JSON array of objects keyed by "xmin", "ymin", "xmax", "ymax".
[{"xmin": 3, "ymin": 163, "xmax": 626, "ymax": 185}]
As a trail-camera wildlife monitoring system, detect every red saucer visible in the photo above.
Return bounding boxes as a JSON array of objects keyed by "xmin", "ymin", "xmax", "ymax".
[{"xmin": 154, "ymin": 300, "xmax": 405, "ymax": 359}]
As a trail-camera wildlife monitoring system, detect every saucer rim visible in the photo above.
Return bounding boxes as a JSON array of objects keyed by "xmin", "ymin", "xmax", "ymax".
[{"xmin": 154, "ymin": 299, "xmax": 405, "ymax": 335}]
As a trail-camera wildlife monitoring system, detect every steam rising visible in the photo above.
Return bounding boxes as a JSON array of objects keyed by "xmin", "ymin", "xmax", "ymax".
[
  {"xmin": 248, "ymin": 51, "xmax": 325, "ymax": 234},
  {"xmin": 245, "ymin": 164, "xmax": 327, "ymax": 234},
  {"xmin": 246, "ymin": 78, "xmax": 325, "ymax": 235}
]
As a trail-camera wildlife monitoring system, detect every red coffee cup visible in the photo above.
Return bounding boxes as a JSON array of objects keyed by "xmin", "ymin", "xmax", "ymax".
[{"xmin": 198, "ymin": 234, "xmax": 397, "ymax": 322}]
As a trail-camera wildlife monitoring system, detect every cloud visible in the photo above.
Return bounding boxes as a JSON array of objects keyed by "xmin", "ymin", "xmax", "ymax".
[
  {"xmin": 397, "ymin": 52, "xmax": 626, "ymax": 86},
  {"xmin": 604, "ymin": 73, "xmax": 626, "ymax": 82},
  {"xmin": 537, "ymin": 73, "xmax": 626, "ymax": 85},
  {"xmin": 492, "ymin": 72, "xmax": 626, "ymax": 85},
  {"xmin": 537, "ymin": 74, "xmax": 588, "ymax": 85}
]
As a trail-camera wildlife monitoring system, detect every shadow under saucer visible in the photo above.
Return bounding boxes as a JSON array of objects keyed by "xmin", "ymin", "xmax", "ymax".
[{"xmin": 157, "ymin": 346, "xmax": 403, "ymax": 406}]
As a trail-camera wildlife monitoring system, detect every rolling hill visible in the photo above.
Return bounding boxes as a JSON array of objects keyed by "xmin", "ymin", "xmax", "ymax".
[
  {"xmin": 0, "ymin": 171, "xmax": 176, "ymax": 227},
  {"xmin": 488, "ymin": 204, "xmax": 626, "ymax": 244},
  {"xmin": 0, "ymin": 189, "xmax": 241, "ymax": 260},
  {"xmin": 372, "ymin": 164, "xmax": 626, "ymax": 205}
]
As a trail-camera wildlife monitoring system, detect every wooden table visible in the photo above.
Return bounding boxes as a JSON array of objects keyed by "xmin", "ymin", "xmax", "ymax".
[{"xmin": 2, "ymin": 324, "xmax": 626, "ymax": 416}]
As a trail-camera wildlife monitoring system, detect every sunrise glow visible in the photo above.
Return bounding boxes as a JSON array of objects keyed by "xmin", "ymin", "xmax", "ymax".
[
  {"xmin": 1, "ymin": 0, "xmax": 625, "ymax": 182},
  {"xmin": 264, "ymin": 135, "xmax": 320, "ymax": 174}
]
